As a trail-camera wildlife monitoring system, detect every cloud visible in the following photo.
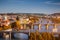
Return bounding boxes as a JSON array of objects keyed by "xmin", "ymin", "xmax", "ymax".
[{"xmin": 44, "ymin": 1, "xmax": 60, "ymax": 5}]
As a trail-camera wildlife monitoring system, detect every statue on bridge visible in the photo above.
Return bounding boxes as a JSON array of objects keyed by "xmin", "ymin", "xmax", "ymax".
[{"xmin": 11, "ymin": 16, "xmax": 21, "ymax": 31}]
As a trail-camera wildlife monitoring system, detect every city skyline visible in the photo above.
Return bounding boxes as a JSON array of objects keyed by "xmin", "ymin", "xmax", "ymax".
[{"xmin": 0, "ymin": 0, "xmax": 60, "ymax": 14}]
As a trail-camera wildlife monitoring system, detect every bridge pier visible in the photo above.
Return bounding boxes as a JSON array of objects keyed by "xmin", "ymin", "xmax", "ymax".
[
  {"xmin": 20, "ymin": 24, "xmax": 24, "ymax": 29},
  {"xmin": 38, "ymin": 24, "xmax": 41, "ymax": 30},
  {"xmin": 31, "ymin": 24, "xmax": 34, "ymax": 30},
  {"xmin": 24, "ymin": 24, "xmax": 26, "ymax": 29},
  {"xmin": 28, "ymin": 29, "xmax": 30, "ymax": 36},
  {"xmin": 54, "ymin": 24, "xmax": 57, "ymax": 28},
  {"xmin": 9, "ymin": 32, "xmax": 11, "ymax": 40},
  {"xmin": 52, "ymin": 24, "xmax": 57, "ymax": 32},
  {"xmin": 45, "ymin": 24, "xmax": 49, "ymax": 30}
]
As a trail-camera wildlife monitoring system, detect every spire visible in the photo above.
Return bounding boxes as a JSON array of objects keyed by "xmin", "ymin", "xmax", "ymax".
[
  {"xmin": 3, "ymin": 15, "xmax": 8, "ymax": 21},
  {"xmin": 16, "ymin": 16, "xmax": 20, "ymax": 21},
  {"xmin": 3, "ymin": 13, "xmax": 8, "ymax": 21}
]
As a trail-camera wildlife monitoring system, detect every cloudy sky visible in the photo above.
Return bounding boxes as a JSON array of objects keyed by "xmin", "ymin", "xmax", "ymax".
[{"xmin": 0, "ymin": 0, "xmax": 60, "ymax": 14}]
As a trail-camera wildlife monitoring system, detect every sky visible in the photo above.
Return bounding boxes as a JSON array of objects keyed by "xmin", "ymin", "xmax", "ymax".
[{"xmin": 0, "ymin": 0, "xmax": 60, "ymax": 14}]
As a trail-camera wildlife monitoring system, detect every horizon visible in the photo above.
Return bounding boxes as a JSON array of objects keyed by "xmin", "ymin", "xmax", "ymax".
[
  {"xmin": 0, "ymin": 0, "xmax": 60, "ymax": 14},
  {"xmin": 0, "ymin": 12, "xmax": 60, "ymax": 15}
]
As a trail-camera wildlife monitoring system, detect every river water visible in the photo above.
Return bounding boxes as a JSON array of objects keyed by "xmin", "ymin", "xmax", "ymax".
[{"xmin": 1, "ymin": 18, "xmax": 60, "ymax": 40}]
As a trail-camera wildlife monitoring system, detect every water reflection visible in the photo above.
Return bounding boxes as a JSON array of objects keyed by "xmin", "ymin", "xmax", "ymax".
[{"xmin": 14, "ymin": 33, "xmax": 28, "ymax": 40}]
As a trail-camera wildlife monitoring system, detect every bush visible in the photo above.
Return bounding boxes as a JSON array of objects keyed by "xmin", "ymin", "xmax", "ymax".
[{"xmin": 29, "ymin": 32, "xmax": 56, "ymax": 40}]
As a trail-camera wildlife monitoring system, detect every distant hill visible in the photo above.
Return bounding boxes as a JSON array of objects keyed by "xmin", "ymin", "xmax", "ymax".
[
  {"xmin": 0, "ymin": 13, "xmax": 46, "ymax": 16},
  {"xmin": 50, "ymin": 13, "xmax": 60, "ymax": 16}
]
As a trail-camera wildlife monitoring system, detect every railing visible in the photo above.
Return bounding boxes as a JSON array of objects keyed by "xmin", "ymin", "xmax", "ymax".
[
  {"xmin": 20, "ymin": 23, "xmax": 58, "ymax": 30},
  {"xmin": 0, "ymin": 29, "xmax": 31, "ymax": 40}
]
